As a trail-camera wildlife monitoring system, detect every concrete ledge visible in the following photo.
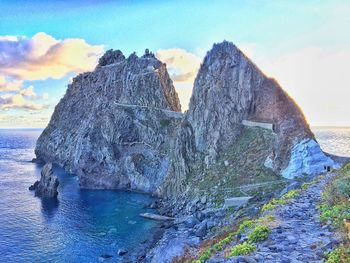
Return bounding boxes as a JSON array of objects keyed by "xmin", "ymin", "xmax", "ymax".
[
  {"xmin": 224, "ymin": 196, "xmax": 253, "ymax": 208},
  {"xmin": 242, "ymin": 120, "xmax": 273, "ymax": 131},
  {"xmin": 140, "ymin": 213, "xmax": 175, "ymax": 221}
]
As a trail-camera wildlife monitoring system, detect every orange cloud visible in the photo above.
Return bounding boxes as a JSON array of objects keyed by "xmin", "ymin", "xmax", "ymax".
[
  {"xmin": 0, "ymin": 93, "xmax": 48, "ymax": 111},
  {"xmin": 0, "ymin": 76, "xmax": 23, "ymax": 91},
  {"xmin": 20, "ymin": 85, "xmax": 36, "ymax": 98},
  {"xmin": 155, "ymin": 48, "xmax": 201, "ymax": 83},
  {"xmin": 0, "ymin": 32, "xmax": 104, "ymax": 81}
]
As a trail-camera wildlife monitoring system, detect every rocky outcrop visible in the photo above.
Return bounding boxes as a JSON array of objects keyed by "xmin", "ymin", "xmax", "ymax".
[
  {"xmin": 36, "ymin": 42, "xmax": 337, "ymax": 197},
  {"xmin": 161, "ymin": 41, "xmax": 337, "ymax": 196},
  {"xmin": 282, "ymin": 139, "xmax": 339, "ymax": 179},
  {"xmin": 29, "ymin": 163, "xmax": 59, "ymax": 198},
  {"xmin": 35, "ymin": 49, "xmax": 182, "ymax": 193}
]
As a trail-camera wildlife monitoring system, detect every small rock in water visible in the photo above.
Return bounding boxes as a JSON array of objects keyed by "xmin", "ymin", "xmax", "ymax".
[
  {"xmin": 117, "ymin": 249, "xmax": 128, "ymax": 256},
  {"xmin": 100, "ymin": 254, "xmax": 113, "ymax": 260},
  {"xmin": 31, "ymin": 163, "xmax": 59, "ymax": 198}
]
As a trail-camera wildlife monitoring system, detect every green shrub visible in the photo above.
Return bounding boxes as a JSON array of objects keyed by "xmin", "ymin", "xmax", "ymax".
[
  {"xmin": 324, "ymin": 176, "xmax": 350, "ymax": 205},
  {"xmin": 248, "ymin": 225, "xmax": 271, "ymax": 242},
  {"xmin": 326, "ymin": 250, "xmax": 341, "ymax": 263},
  {"xmin": 302, "ymin": 182, "xmax": 312, "ymax": 190},
  {"xmin": 319, "ymin": 203, "xmax": 350, "ymax": 227},
  {"xmin": 261, "ymin": 201, "xmax": 276, "ymax": 212},
  {"xmin": 325, "ymin": 246, "xmax": 350, "ymax": 263},
  {"xmin": 258, "ymin": 214, "xmax": 275, "ymax": 224},
  {"xmin": 319, "ymin": 163, "xmax": 350, "ymax": 263},
  {"xmin": 229, "ymin": 242, "xmax": 256, "ymax": 256},
  {"xmin": 281, "ymin": 189, "xmax": 300, "ymax": 200},
  {"xmin": 237, "ymin": 219, "xmax": 255, "ymax": 234},
  {"xmin": 198, "ymin": 249, "xmax": 212, "ymax": 262},
  {"xmin": 195, "ymin": 232, "xmax": 235, "ymax": 262}
]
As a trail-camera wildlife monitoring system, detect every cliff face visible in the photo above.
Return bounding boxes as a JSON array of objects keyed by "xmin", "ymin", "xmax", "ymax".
[
  {"xmin": 188, "ymin": 41, "xmax": 313, "ymax": 170},
  {"xmin": 35, "ymin": 50, "xmax": 182, "ymax": 193},
  {"xmin": 160, "ymin": 41, "xmax": 337, "ymax": 197},
  {"xmin": 36, "ymin": 42, "xmax": 337, "ymax": 197}
]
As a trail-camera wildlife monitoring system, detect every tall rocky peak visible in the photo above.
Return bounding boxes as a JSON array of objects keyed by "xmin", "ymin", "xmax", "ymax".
[
  {"xmin": 187, "ymin": 41, "xmax": 313, "ymax": 169},
  {"xmin": 161, "ymin": 41, "xmax": 337, "ymax": 197},
  {"xmin": 35, "ymin": 48, "xmax": 182, "ymax": 193}
]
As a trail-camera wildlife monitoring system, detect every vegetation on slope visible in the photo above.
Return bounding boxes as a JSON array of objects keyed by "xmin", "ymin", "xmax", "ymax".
[
  {"xmin": 187, "ymin": 127, "xmax": 286, "ymax": 205},
  {"xmin": 319, "ymin": 163, "xmax": 350, "ymax": 263},
  {"xmin": 191, "ymin": 186, "xmax": 304, "ymax": 262}
]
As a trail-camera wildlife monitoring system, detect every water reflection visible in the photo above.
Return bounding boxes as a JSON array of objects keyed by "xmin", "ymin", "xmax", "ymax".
[{"xmin": 40, "ymin": 197, "xmax": 59, "ymax": 220}]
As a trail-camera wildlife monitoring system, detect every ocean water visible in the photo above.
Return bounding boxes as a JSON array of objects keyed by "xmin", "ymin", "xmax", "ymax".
[
  {"xmin": 312, "ymin": 127, "xmax": 350, "ymax": 157},
  {"xmin": 0, "ymin": 129, "xmax": 158, "ymax": 262},
  {"xmin": 0, "ymin": 127, "xmax": 349, "ymax": 262}
]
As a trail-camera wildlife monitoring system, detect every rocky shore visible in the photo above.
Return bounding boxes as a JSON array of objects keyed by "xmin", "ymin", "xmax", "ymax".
[{"xmin": 34, "ymin": 41, "xmax": 342, "ymax": 262}]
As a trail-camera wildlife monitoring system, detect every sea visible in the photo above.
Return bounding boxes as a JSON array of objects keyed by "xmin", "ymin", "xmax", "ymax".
[
  {"xmin": 0, "ymin": 127, "xmax": 349, "ymax": 262},
  {"xmin": 0, "ymin": 129, "xmax": 158, "ymax": 262}
]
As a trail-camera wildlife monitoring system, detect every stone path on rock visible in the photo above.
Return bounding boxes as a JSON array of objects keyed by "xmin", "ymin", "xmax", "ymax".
[
  {"xmin": 251, "ymin": 172, "xmax": 340, "ymax": 263},
  {"xmin": 209, "ymin": 173, "xmax": 341, "ymax": 263},
  {"xmin": 114, "ymin": 102, "xmax": 184, "ymax": 118}
]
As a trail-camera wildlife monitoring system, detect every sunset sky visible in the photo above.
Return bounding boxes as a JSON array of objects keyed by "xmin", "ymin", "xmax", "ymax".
[{"xmin": 0, "ymin": 0, "xmax": 349, "ymax": 128}]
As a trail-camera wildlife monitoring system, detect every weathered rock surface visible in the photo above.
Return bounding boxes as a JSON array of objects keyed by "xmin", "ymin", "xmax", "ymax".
[
  {"xmin": 35, "ymin": 49, "xmax": 182, "ymax": 193},
  {"xmin": 36, "ymin": 42, "xmax": 337, "ymax": 197},
  {"xmin": 251, "ymin": 173, "xmax": 340, "ymax": 262},
  {"xmin": 161, "ymin": 41, "xmax": 337, "ymax": 196},
  {"xmin": 29, "ymin": 163, "xmax": 59, "ymax": 198}
]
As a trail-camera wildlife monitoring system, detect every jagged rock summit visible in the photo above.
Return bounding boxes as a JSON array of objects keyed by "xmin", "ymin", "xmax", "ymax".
[
  {"xmin": 35, "ymin": 43, "xmax": 337, "ymax": 198},
  {"xmin": 35, "ymin": 49, "xmax": 182, "ymax": 193},
  {"xmin": 161, "ymin": 41, "xmax": 337, "ymax": 196},
  {"xmin": 190, "ymin": 41, "xmax": 336, "ymax": 173},
  {"xmin": 29, "ymin": 163, "xmax": 59, "ymax": 198}
]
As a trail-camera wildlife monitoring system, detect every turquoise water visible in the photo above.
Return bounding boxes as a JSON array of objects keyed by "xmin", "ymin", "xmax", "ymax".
[
  {"xmin": 0, "ymin": 127, "xmax": 349, "ymax": 262},
  {"xmin": 0, "ymin": 129, "xmax": 158, "ymax": 262}
]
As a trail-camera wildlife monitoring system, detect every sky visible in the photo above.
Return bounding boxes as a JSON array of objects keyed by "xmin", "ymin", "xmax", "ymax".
[{"xmin": 0, "ymin": 0, "xmax": 349, "ymax": 128}]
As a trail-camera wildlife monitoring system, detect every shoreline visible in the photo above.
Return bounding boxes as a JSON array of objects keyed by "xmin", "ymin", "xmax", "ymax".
[{"xmin": 30, "ymin": 153, "xmax": 350, "ymax": 262}]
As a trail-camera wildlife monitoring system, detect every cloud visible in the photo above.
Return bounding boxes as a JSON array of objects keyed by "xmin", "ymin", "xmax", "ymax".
[
  {"xmin": 42, "ymin": 92, "xmax": 49, "ymax": 100},
  {"xmin": 20, "ymin": 85, "xmax": 36, "ymax": 98},
  {"xmin": 0, "ymin": 93, "xmax": 48, "ymax": 111},
  {"xmin": 0, "ymin": 76, "xmax": 23, "ymax": 91},
  {"xmin": 0, "ymin": 113, "xmax": 49, "ymax": 128},
  {"xmin": 156, "ymin": 48, "xmax": 201, "ymax": 83},
  {"xmin": 0, "ymin": 32, "xmax": 104, "ymax": 81}
]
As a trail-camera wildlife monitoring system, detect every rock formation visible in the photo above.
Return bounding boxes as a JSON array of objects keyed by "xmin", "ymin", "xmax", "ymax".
[
  {"xmin": 160, "ymin": 41, "xmax": 337, "ymax": 197},
  {"xmin": 35, "ymin": 49, "xmax": 182, "ymax": 193},
  {"xmin": 29, "ymin": 163, "xmax": 59, "ymax": 198},
  {"xmin": 36, "ymin": 42, "xmax": 337, "ymax": 198}
]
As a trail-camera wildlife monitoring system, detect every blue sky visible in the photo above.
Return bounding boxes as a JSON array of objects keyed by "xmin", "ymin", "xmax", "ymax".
[{"xmin": 0, "ymin": 0, "xmax": 349, "ymax": 127}]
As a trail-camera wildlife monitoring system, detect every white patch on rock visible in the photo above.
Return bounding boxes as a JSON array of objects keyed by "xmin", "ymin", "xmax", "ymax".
[
  {"xmin": 282, "ymin": 139, "xmax": 339, "ymax": 179},
  {"xmin": 264, "ymin": 155, "xmax": 273, "ymax": 169}
]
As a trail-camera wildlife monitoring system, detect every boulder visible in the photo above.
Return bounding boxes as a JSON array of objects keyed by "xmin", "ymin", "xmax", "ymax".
[
  {"xmin": 30, "ymin": 163, "xmax": 59, "ymax": 198},
  {"xmin": 117, "ymin": 249, "xmax": 128, "ymax": 256}
]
